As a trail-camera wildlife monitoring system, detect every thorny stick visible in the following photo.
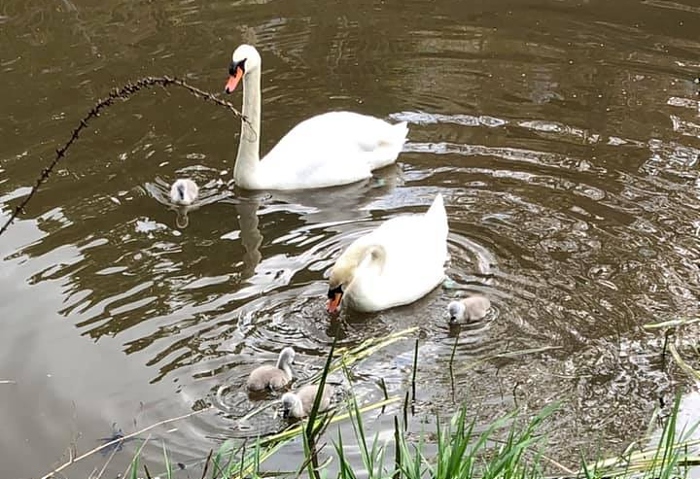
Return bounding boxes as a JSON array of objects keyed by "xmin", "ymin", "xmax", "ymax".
[{"xmin": 0, "ymin": 76, "xmax": 248, "ymax": 237}]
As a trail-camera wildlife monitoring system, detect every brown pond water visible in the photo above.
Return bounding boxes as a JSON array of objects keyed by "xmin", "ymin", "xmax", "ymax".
[{"xmin": 2, "ymin": 0, "xmax": 700, "ymax": 477}]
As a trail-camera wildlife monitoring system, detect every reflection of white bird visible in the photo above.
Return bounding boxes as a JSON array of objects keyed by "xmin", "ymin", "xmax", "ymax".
[
  {"xmin": 246, "ymin": 347, "xmax": 295, "ymax": 392},
  {"xmin": 223, "ymin": 44, "xmax": 408, "ymax": 190},
  {"xmin": 170, "ymin": 179, "xmax": 199, "ymax": 206},
  {"xmin": 447, "ymin": 296, "xmax": 491, "ymax": 324},
  {"xmin": 281, "ymin": 384, "xmax": 334, "ymax": 419},
  {"xmin": 326, "ymin": 194, "xmax": 449, "ymax": 313}
]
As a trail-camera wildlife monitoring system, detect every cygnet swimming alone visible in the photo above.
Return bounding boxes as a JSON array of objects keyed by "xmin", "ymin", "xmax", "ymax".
[
  {"xmin": 246, "ymin": 347, "xmax": 295, "ymax": 392},
  {"xmin": 447, "ymin": 296, "xmax": 491, "ymax": 324},
  {"xmin": 281, "ymin": 384, "xmax": 334, "ymax": 419},
  {"xmin": 170, "ymin": 178, "xmax": 199, "ymax": 206}
]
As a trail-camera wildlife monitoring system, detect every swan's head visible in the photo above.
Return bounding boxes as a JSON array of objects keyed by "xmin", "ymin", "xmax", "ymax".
[
  {"xmin": 277, "ymin": 347, "xmax": 296, "ymax": 370},
  {"xmin": 326, "ymin": 245, "xmax": 385, "ymax": 314},
  {"xmin": 225, "ymin": 44, "xmax": 262, "ymax": 94},
  {"xmin": 447, "ymin": 301, "xmax": 466, "ymax": 323},
  {"xmin": 326, "ymin": 276, "xmax": 346, "ymax": 315},
  {"xmin": 170, "ymin": 178, "xmax": 199, "ymax": 206},
  {"xmin": 281, "ymin": 392, "xmax": 302, "ymax": 419}
]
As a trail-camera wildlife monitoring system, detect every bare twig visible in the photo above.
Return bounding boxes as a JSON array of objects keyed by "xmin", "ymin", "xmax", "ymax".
[
  {"xmin": 200, "ymin": 449, "xmax": 213, "ymax": 479},
  {"xmin": 121, "ymin": 434, "xmax": 152, "ymax": 479},
  {"xmin": 411, "ymin": 338, "xmax": 418, "ymax": 403},
  {"xmin": 93, "ymin": 440, "xmax": 120, "ymax": 479},
  {"xmin": 0, "ymin": 76, "xmax": 247, "ymax": 237},
  {"xmin": 41, "ymin": 406, "xmax": 213, "ymax": 479}
]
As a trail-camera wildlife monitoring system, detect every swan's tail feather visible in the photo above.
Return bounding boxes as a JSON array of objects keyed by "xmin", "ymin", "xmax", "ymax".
[
  {"xmin": 426, "ymin": 193, "xmax": 449, "ymax": 260},
  {"xmin": 426, "ymin": 193, "xmax": 445, "ymax": 219},
  {"xmin": 370, "ymin": 121, "xmax": 409, "ymax": 170},
  {"xmin": 390, "ymin": 121, "xmax": 409, "ymax": 146}
]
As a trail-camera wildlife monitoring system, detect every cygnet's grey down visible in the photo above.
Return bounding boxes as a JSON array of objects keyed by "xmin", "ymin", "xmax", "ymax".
[
  {"xmin": 447, "ymin": 296, "xmax": 491, "ymax": 324},
  {"xmin": 281, "ymin": 384, "xmax": 334, "ymax": 419},
  {"xmin": 246, "ymin": 347, "xmax": 295, "ymax": 392},
  {"xmin": 170, "ymin": 178, "xmax": 199, "ymax": 206}
]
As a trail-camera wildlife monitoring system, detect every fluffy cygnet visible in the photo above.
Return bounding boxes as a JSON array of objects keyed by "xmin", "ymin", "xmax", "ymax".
[
  {"xmin": 170, "ymin": 178, "xmax": 199, "ymax": 206},
  {"xmin": 281, "ymin": 384, "xmax": 334, "ymax": 419},
  {"xmin": 246, "ymin": 347, "xmax": 295, "ymax": 392},
  {"xmin": 447, "ymin": 296, "xmax": 491, "ymax": 324}
]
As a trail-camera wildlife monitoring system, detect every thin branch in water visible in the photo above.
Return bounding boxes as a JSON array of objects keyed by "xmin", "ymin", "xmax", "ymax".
[
  {"xmin": 93, "ymin": 440, "xmax": 120, "ymax": 479},
  {"xmin": 121, "ymin": 434, "xmax": 151, "ymax": 479},
  {"xmin": 200, "ymin": 449, "xmax": 213, "ymax": 479},
  {"xmin": 411, "ymin": 338, "xmax": 418, "ymax": 403},
  {"xmin": 40, "ymin": 406, "xmax": 213, "ymax": 479},
  {"xmin": 393, "ymin": 415, "xmax": 401, "ymax": 479},
  {"xmin": 379, "ymin": 378, "xmax": 389, "ymax": 413},
  {"xmin": 661, "ymin": 328, "xmax": 672, "ymax": 371},
  {"xmin": 449, "ymin": 335, "xmax": 458, "ymax": 404},
  {"xmin": 0, "ymin": 76, "xmax": 248, "ymax": 237}
]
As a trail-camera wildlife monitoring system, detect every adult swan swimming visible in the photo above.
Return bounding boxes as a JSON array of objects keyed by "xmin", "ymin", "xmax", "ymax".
[
  {"xmin": 223, "ymin": 44, "xmax": 409, "ymax": 190},
  {"xmin": 326, "ymin": 194, "xmax": 449, "ymax": 313}
]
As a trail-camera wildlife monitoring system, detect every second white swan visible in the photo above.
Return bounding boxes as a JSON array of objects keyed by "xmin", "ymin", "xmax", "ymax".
[
  {"xmin": 224, "ymin": 44, "xmax": 409, "ymax": 190},
  {"xmin": 326, "ymin": 193, "xmax": 449, "ymax": 313}
]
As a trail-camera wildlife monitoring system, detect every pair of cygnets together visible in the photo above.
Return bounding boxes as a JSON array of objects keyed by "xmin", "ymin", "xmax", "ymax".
[
  {"xmin": 243, "ymin": 293, "xmax": 490, "ymax": 420},
  {"xmin": 246, "ymin": 347, "xmax": 333, "ymax": 419}
]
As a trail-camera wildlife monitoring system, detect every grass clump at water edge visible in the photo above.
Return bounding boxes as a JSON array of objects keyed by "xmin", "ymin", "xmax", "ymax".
[
  {"xmin": 127, "ymin": 392, "xmax": 699, "ymax": 479},
  {"xmin": 42, "ymin": 329, "xmax": 700, "ymax": 479}
]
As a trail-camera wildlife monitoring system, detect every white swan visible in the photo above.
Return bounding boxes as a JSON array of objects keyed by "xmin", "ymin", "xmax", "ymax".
[
  {"xmin": 169, "ymin": 179, "xmax": 199, "ymax": 206},
  {"xmin": 281, "ymin": 384, "xmax": 334, "ymax": 419},
  {"xmin": 224, "ymin": 44, "xmax": 409, "ymax": 190},
  {"xmin": 326, "ymin": 193, "xmax": 449, "ymax": 313},
  {"xmin": 246, "ymin": 347, "xmax": 295, "ymax": 392},
  {"xmin": 447, "ymin": 296, "xmax": 491, "ymax": 324}
]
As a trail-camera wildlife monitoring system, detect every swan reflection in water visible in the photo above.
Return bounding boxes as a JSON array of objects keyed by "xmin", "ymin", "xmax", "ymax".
[{"xmin": 217, "ymin": 163, "xmax": 402, "ymax": 292}]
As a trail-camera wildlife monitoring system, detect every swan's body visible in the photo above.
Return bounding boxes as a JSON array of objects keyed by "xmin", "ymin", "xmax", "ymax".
[
  {"xmin": 170, "ymin": 179, "xmax": 199, "ymax": 206},
  {"xmin": 447, "ymin": 296, "xmax": 491, "ymax": 324},
  {"xmin": 246, "ymin": 347, "xmax": 295, "ymax": 392},
  {"xmin": 281, "ymin": 384, "xmax": 334, "ymax": 419},
  {"xmin": 327, "ymin": 194, "xmax": 449, "ymax": 313},
  {"xmin": 225, "ymin": 44, "xmax": 408, "ymax": 190}
]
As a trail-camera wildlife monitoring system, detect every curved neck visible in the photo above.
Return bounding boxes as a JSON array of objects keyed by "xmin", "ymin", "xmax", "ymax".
[
  {"xmin": 276, "ymin": 356, "xmax": 293, "ymax": 378},
  {"xmin": 234, "ymin": 67, "xmax": 262, "ymax": 188}
]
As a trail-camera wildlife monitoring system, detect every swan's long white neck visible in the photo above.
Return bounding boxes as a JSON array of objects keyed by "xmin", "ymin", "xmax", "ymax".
[{"xmin": 234, "ymin": 67, "xmax": 262, "ymax": 189}]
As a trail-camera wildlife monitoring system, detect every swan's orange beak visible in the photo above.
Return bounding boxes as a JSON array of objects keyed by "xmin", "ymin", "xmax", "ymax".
[
  {"xmin": 326, "ymin": 285, "xmax": 343, "ymax": 314},
  {"xmin": 225, "ymin": 68, "xmax": 243, "ymax": 94},
  {"xmin": 326, "ymin": 293, "xmax": 342, "ymax": 314}
]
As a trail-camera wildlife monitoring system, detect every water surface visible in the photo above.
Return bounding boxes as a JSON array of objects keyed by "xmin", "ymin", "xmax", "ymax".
[{"xmin": 2, "ymin": 0, "xmax": 700, "ymax": 477}]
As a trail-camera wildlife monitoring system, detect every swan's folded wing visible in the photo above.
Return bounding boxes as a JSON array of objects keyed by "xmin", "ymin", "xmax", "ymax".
[{"xmin": 260, "ymin": 112, "xmax": 407, "ymax": 189}]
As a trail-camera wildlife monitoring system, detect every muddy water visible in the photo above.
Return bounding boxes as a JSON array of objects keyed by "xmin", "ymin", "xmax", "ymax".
[{"xmin": 2, "ymin": 0, "xmax": 700, "ymax": 477}]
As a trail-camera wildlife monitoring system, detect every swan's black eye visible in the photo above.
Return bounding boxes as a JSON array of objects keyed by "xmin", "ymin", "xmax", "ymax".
[
  {"xmin": 229, "ymin": 58, "xmax": 247, "ymax": 76},
  {"xmin": 327, "ymin": 285, "xmax": 342, "ymax": 299}
]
